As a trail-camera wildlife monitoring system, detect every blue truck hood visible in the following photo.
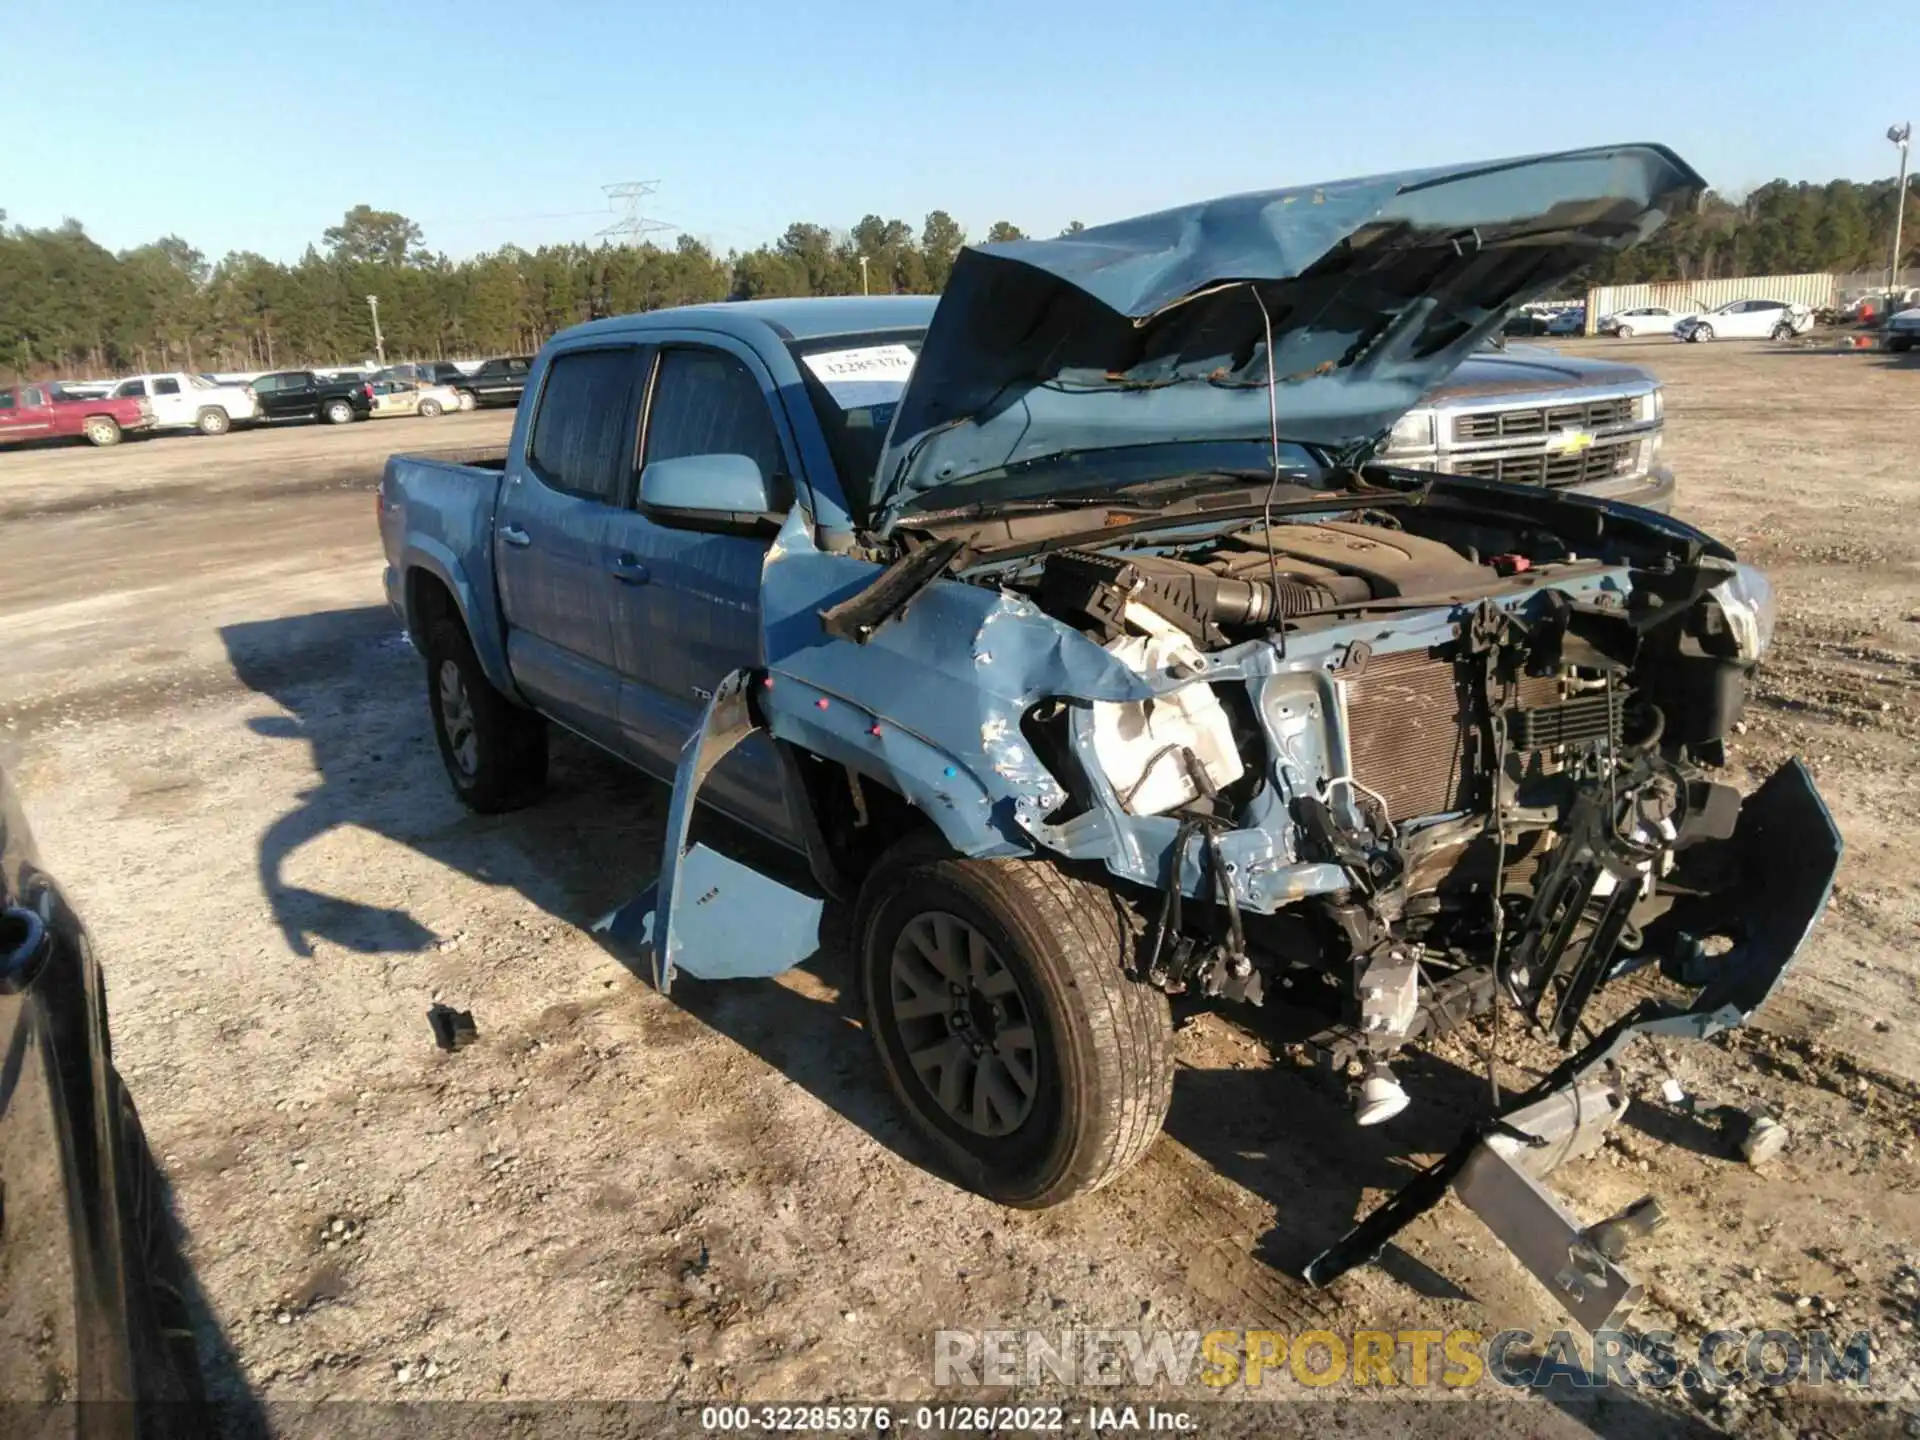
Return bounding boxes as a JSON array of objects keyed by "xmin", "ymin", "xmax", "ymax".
[{"xmin": 870, "ymin": 143, "xmax": 1703, "ymax": 529}]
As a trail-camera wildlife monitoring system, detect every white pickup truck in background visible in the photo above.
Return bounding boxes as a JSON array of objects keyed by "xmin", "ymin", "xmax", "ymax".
[{"xmin": 108, "ymin": 372, "xmax": 260, "ymax": 435}]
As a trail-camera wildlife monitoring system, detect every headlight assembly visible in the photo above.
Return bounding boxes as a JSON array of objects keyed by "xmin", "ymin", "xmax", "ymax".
[{"xmin": 1377, "ymin": 408, "xmax": 1437, "ymax": 459}]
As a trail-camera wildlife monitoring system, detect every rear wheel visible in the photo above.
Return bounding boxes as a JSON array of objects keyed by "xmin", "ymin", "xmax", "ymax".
[
  {"xmin": 322, "ymin": 398, "xmax": 354, "ymax": 424},
  {"xmin": 1891, "ymin": 336, "xmax": 1914, "ymax": 353},
  {"xmin": 856, "ymin": 839, "xmax": 1173, "ymax": 1208},
  {"xmin": 83, "ymin": 416, "xmax": 122, "ymax": 446},
  {"xmin": 423, "ymin": 616, "xmax": 547, "ymax": 812},
  {"xmin": 1771, "ymin": 322, "xmax": 1795, "ymax": 341},
  {"xmin": 195, "ymin": 406, "xmax": 230, "ymax": 435}
]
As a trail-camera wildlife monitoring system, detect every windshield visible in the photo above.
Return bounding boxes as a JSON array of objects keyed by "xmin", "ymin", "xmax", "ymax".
[
  {"xmin": 911, "ymin": 437, "xmax": 1327, "ymax": 514},
  {"xmin": 787, "ymin": 329, "xmax": 925, "ymax": 501}
]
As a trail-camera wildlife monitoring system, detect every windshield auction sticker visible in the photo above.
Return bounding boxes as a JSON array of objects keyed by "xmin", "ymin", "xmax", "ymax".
[
  {"xmin": 803, "ymin": 343, "xmax": 917, "ymax": 386},
  {"xmin": 802, "ymin": 344, "xmax": 917, "ymax": 410}
]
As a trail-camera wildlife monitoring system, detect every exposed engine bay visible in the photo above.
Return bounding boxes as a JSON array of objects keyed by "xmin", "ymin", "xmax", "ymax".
[{"xmin": 937, "ymin": 491, "xmax": 1781, "ymax": 1128}]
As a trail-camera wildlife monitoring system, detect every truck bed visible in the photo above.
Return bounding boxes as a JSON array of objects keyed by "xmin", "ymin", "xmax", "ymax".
[{"xmin": 378, "ymin": 451, "xmax": 512, "ymax": 686}]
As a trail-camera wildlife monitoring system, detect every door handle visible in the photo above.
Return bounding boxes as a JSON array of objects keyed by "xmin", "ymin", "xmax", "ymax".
[
  {"xmin": 499, "ymin": 524, "xmax": 531, "ymax": 547},
  {"xmin": 608, "ymin": 555, "xmax": 650, "ymax": 585}
]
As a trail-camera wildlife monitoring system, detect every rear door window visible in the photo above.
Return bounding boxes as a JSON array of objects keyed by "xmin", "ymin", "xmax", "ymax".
[
  {"xmin": 527, "ymin": 349, "xmax": 642, "ymax": 502},
  {"xmin": 113, "ymin": 379, "xmax": 147, "ymax": 398}
]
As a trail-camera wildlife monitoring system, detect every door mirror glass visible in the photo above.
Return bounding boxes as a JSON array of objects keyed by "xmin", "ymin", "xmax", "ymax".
[{"xmin": 639, "ymin": 453, "xmax": 774, "ymax": 518}]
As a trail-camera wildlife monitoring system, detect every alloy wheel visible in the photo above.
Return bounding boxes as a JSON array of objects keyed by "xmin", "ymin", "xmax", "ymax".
[
  {"xmin": 437, "ymin": 659, "xmax": 478, "ymax": 778},
  {"xmin": 888, "ymin": 911, "xmax": 1039, "ymax": 1138}
]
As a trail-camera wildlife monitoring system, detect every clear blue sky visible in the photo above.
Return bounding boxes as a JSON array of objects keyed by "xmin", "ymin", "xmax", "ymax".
[{"xmin": 3, "ymin": 0, "xmax": 1914, "ymax": 262}]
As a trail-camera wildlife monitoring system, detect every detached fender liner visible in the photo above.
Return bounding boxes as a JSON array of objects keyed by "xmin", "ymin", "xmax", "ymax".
[{"xmin": 593, "ymin": 669, "xmax": 824, "ymax": 993}]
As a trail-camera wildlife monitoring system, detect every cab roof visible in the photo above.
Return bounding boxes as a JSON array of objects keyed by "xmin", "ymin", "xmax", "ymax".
[{"xmin": 557, "ymin": 295, "xmax": 937, "ymax": 346}]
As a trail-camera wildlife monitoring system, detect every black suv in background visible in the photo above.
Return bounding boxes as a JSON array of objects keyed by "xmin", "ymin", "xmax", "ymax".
[
  {"xmin": 249, "ymin": 370, "xmax": 375, "ymax": 425},
  {"xmin": 2, "ymin": 764, "xmax": 203, "ymax": 1417},
  {"xmin": 464, "ymin": 355, "xmax": 533, "ymax": 407}
]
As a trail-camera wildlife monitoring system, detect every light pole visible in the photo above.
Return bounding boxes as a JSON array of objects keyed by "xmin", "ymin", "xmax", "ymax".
[
  {"xmin": 858, "ymin": 254, "xmax": 870, "ymax": 296},
  {"xmin": 1891, "ymin": 123, "xmax": 1913, "ymax": 298},
  {"xmin": 366, "ymin": 294, "xmax": 386, "ymax": 365}
]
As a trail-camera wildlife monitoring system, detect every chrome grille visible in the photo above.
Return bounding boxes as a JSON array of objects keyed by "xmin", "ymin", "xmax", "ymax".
[
  {"xmin": 1450, "ymin": 439, "xmax": 1637, "ymax": 488},
  {"xmin": 1451, "ymin": 397, "xmax": 1638, "ymax": 443}
]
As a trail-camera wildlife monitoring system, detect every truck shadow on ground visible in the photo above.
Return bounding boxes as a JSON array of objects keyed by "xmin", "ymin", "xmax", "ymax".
[
  {"xmin": 222, "ymin": 605, "xmax": 681, "ymax": 959},
  {"xmin": 131, "ymin": 1105, "xmax": 268, "ymax": 1438}
]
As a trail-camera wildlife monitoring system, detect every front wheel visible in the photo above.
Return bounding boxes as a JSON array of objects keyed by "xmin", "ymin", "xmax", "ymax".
[
  {"xmin": 1891, "ymin": 336, "xmax": 1914, "ymax": 353},
  {"xmin": 83, "ymin": 416, "xmax": 122, "ymax": 446},
  {"xmin": 856, "ymin": 840, "xmax": 1173, "ymax": 1209},
  {"xmin": 1691, "ymin": 323, "xmax": 1715, "ymax": 342},
  {"xmin": 418, "ymin": 398, "xmax": 443, "ymax": 418},
  {"xmin": 456, "ymin": 390, "xmax": 477, "ymax": 412},
  {"xmin": 423, "ymin": 616, "xmax": 547, "ymax": 812},
  {"xmin": 322, "ymin": 399, "xmax": 354, "ymax": 424},
  {"xmin": 1614, "ymin": 325, "xmax": 1634, "ymax": 339}
]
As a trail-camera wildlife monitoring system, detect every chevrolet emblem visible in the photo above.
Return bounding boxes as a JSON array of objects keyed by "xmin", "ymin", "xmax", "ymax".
[{"xmin": 1546, "ymin": 429, "xmax": 1596, "ymax": 455}]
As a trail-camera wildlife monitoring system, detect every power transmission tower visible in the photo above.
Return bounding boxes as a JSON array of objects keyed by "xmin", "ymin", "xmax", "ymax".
[{"xmin": 599, "ymin": 182, "xmax": 674, "ymax": 243}]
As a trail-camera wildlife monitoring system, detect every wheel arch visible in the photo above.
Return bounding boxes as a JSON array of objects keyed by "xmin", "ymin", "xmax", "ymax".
[{"xmin": 401, "ymin": 549, "xmax": 519, "ymax": 700}]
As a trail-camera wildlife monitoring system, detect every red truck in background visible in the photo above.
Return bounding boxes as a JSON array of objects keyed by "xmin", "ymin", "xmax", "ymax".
[{"xmin": 0, "ymin": 381, "xmax": 155, "ymax": 447}]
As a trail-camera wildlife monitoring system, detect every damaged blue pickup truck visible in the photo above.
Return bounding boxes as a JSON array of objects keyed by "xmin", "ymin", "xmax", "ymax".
[{"xmin": 379, "ymin": 143, "xmax": 1841, "ymax": 1329}]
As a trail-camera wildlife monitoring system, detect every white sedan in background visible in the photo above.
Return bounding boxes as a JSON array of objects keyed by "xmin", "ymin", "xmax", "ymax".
[
  {"xmin": 1597, "ymin": 305, "xmax": 1697, "ymax": 338},
  {"xmin": 368, "ymin": 379, "xmax": 462, "ymax": 419},
  {"xmin": 1672, "ymin": 298, "xmax": 1814, "ymax": 342},
  {"xmin": 110, "ymin": 372, "xmax": 260, "ymax": 434}
]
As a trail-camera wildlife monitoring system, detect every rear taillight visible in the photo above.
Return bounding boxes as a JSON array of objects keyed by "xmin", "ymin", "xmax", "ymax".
[{"xmin": 362, "ymin": 383, "xmax": 374, "ymax": 400}]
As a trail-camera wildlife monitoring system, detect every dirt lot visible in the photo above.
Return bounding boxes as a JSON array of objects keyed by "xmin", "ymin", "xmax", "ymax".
[{"xmin": 2, "ymin": 345, "xmax": 1918, "ymax": 1435}]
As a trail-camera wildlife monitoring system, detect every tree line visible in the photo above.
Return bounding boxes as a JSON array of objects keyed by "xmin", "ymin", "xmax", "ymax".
[{"xmin": 2, "ymin": 175, "xmax": 1914, "ymax": 380}]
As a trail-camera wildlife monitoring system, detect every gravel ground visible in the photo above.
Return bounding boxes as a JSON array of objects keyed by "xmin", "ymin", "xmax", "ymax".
[{"xmin": 2, "ymin": 344, "xmax": 1918, "ymax": 1436}]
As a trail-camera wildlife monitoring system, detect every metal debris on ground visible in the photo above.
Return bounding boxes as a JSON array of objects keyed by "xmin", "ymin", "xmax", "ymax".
[
  {"xmin": 428, "ymin": 1003, "xmax": 478, "ymax": 1052},
  {"xmin": 1737, "ymin": 1111, "xmax": 1790, "ymax": 1168}
]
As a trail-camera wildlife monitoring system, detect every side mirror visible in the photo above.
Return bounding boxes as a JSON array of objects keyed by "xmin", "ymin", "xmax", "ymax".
[{"xmin": 639, "ymin": 453, "xmax": 777, "ymax": 520}]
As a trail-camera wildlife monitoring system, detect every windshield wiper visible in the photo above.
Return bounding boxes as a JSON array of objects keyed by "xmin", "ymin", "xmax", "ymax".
[{"xmin": 1036, "ymin": 468, "xmax": 1286, "ymax": 504}]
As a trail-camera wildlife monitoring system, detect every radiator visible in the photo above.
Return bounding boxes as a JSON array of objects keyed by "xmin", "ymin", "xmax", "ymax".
[{"xmin": 1343, "ymin": 649, "xmax": 1477, "ymax": 822}]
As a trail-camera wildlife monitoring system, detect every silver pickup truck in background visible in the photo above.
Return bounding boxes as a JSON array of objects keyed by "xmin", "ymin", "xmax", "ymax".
[{"xmin": 1381, "ymin": 347, "xmax": 1670, "ymax": 511}]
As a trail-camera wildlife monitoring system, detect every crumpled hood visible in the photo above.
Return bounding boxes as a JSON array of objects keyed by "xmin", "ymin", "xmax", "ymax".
[{"xmin": 871, "ymin": 143, "xmax": 1703, "ymax": 527}]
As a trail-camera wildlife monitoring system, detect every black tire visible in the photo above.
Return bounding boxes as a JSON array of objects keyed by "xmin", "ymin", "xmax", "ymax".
[
  {"xmin": 1614, "ymin": 325, "xmax": 1634, "ymax": 340},
  {"xmin": 321, "ymin": 398, "xmax": 354, "ymax": 425},
  {"xmin": 418, "ymin": 398, "xmax": 443, "ymax": 418},
  {"xmin": 84, "ymin": 415, "xmax": 122, "ymax": 446},
  {"xmin": 855, "ymin": 838, "xmax": 1173, "ymax": 1208},
  {"xmin": 423, "ymin": 615, "xmax": 547, "ymax": 812},
  {"xmin": 195, "ymin": 406, "xmax": 230, "ymax": 436},
  {"xmin": 1690, "ymin": 323, "xmax": 1714, "ymax": 343},
  {"xmin": 113, "ymin": 1078, "xmax": 204, "ymax": 1407}
]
